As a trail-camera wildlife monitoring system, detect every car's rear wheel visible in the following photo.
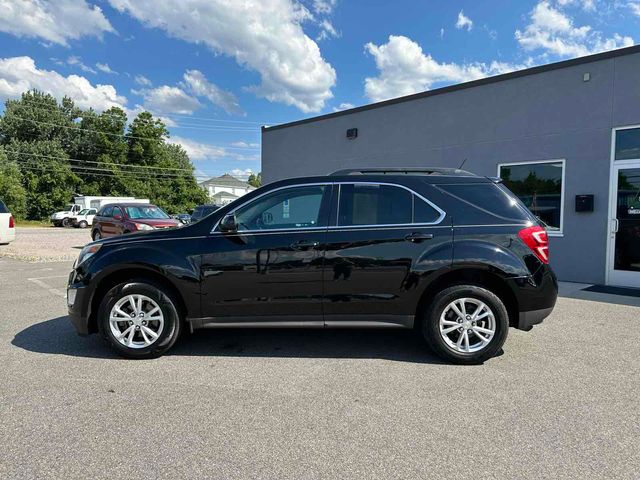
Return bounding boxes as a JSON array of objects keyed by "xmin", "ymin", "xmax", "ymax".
[
  {"xmin": 421, "ymin": 285, "xmax": 509, "ymax": 364},
  {"xmin": 92, "ymin": 229, "xmax": 101, "ymax": 241},
  {"xmin": 97, "ymin": 280, "xmax": 182, "ymax": 359}
]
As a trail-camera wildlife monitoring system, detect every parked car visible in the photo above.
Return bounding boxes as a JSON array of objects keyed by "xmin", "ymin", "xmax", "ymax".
[
  {"xmin": 173, "ymin": 213, "xmax": 192, "ymax": 225},
  {"xmin": 0, "ymin": 200, "xmax": 16, "ymax": 245},
  {"xmin": 68, "ymin": 168, "xmax": 557, "ymax": 364},
  {"xmin": 51, "ymin": 196, "xmax": 149, "ymax": 227},
  {"xmin": 190, "ymin": 204, "xmax": 221, "ymax": 223},
  {"xmin": 90, "ymin": 203, "xmax": 180, "ymax": 240},
  {"xmin": 71, "ymin": 208, "xmax": 97, "ymax": 228}
]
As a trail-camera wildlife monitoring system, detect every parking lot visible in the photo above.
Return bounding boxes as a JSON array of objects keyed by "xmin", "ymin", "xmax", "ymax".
[{"xmin": 0, "ymin": 231, "xmax": 639, "ymax": 479}]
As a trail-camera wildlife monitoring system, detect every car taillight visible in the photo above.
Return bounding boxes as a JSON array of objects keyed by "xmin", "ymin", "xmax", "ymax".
[
  {"xmin": 518, "ymin": 225, "xmax": 549, "ymax": 264},
  {"xmin": 8, "ymin": 215, "xmax": 14, "ymax": 228}
]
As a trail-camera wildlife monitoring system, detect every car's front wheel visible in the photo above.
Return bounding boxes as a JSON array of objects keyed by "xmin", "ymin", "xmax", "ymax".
[
  {"xmin": 92, "ymin": 229, "xmax": 101, "ymax": 241},
  {"xmin": 421, "ymin": 285, "xmax": 509, "ymax": 364},
  {"xmin": 97, "ymin": 280, "xmax": 182, "ymax": 359}
]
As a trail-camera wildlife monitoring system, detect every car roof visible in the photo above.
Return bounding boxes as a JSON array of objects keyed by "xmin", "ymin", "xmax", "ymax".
[{"xmin": 101, "ymin": 203, "xmax": 157, "ymax": 208}]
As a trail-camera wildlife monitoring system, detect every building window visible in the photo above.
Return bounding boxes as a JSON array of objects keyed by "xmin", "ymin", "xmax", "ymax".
[
  {"xmin": 498, "ymin": 160, "xmax": 565, "ymax": 234},
  {"xmin": 615, "ymin": 127, "xmax": 640, "ymax": 160}
]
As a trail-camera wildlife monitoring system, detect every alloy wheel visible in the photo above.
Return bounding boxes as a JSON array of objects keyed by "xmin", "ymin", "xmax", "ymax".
[
  {"xmin": 439, "ymin": 298, "xmax": 496, "ymax": 354},
  {"xmin": 109, "ymin": 294, "xmax": 164, "ymax": 349}
]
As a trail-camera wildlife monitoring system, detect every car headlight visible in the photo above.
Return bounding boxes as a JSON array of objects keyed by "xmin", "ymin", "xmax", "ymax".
[
  {"xmin": 135, "ymin": 223, "xmax": 154, "ymax": 231},
  {"xmin": 77, "ymin": 244, "xmax": 102, "ymax": 266}
]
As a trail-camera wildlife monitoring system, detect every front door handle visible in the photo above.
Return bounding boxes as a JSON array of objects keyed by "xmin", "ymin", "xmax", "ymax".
[
  {"xmin": 404, "ymin": 232, "xmax": 434, "ymax": 243},
  {"xmin": 291, "ymin": 240, "xmax": 320, "ymax": 250}
]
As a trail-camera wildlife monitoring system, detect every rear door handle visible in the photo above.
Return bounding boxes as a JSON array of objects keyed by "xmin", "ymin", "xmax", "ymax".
[
  {"xmin": 404, "ymin": 232, "xmax": 434, "ymax": 243},
  {"xmin": 291, "ymin": 240, "xmax": 320, "ymax": 250}
]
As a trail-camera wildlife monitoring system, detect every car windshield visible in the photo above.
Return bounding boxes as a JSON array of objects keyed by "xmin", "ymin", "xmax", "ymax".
[
  {"xmin": 125, "ymin": 206, "xmax": 170, "ymax": 219},
  {"xmin": 64, "ymin": 204, "xmax": 74, "ymax": 211},
  {"xmin": 78, "ymin": 209, "xmax": 92, "ymax": 215}
]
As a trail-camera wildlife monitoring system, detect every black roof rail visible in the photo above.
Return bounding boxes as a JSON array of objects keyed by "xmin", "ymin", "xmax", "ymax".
[{"xmin": 329, "ymin": 167, "xmax": 477, "ymax": 177}]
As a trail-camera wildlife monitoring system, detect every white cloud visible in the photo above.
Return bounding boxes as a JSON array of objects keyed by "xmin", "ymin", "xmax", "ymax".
[
  {"xmin": 108, "ymin": 0, "xmax": 336, "ymax": 113},
  {"xmin": 317, "ymin": 19, "xmax": 339, "ymax": 41},
  {"xmin": 456, "ymin": 10, "xmax": 473, "ymax": 31},
  {"xmin": 515, "ymin": 1, "xmax": 633, "ymax": 57},
  {"xmin": 557, "ymin": 0, "xmax": 596, "ymax": 11},
  {"xmin": 231, "ymin": 141, "xmax": 260, "ymax": 148},
  {"xmin": 311, "ymin": 0, "xmax": 337, "ymax": 14},
  {"xmin": 0, "ymin": 56, "xmax": 127, "ymax": 111},
  {"xmin": 182, "ymin": 69, "xmax": 243, "ymax": 116},
  {"xmin": 629, "ymin": 1, "xmax": 640, "ymax": 16},
  {"xmin": 141, "ymin": 86, "xmax": 201, "ymax": 115},
  {"xmin": 332, "ymin": 102, "xmax": 354, "ymax": 112},
  {"xmin": 134, "ymin": 74, "xmax": 152, "ymax": 86},
  {"xmin": 364, "ymin": 35, "xmax": 527, "ymax": 102},
  {"xmin": 440, "ymin": 28, "xmax": 445, "ymax": 39},
  {"xmin": 171, "ymin": 136, "xmax": 226, "ymax": 161},
  {"xmin": 96, "ymin": 63, "xmax": 118, "ymax": 74},
  {"xmin": 229, "ymin": 168, "xmax": 254, "ymax": 178},
  {"xmin": 0, "ymin": 0, "xmax": 114, "ymax": 46},
  {"xmin": 67, "ymin": 55, "xmax": 96, "ymax": 74}
]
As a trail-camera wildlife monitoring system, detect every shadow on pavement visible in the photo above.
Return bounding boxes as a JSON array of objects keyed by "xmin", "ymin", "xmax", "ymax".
[{"xmin": 13, "ymin": 316, "xmax": 445, "ymax": 364}]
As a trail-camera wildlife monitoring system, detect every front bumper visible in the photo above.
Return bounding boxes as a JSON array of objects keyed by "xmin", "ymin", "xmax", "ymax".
[{"xmin": 67, "ymin": 271, "xmax": 92, "ymax": 335}]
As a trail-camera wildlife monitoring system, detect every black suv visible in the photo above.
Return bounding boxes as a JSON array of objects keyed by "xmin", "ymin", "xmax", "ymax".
[{"xmin": 67, "ymin": 168, "xmax": 557, "ymax": 364}]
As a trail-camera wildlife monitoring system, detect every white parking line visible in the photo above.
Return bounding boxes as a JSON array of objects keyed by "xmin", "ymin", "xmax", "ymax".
[{"xmin": 27, "ymin": 275, "xmax": 68, "ymax": 298}]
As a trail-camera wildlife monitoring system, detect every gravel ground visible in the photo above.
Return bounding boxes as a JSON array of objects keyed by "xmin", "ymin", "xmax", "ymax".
[
  {"xmin": 0, "ymin": 258, "xmax": 638, "ymax": 479},
  {"xmin": 0, "ymin": 227, "xmax": 91, "ymax": 262}
]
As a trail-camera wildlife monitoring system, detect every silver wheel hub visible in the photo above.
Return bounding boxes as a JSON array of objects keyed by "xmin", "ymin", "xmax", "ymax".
[
  {"xmin": 109, "ymin": 294, "xmax": 164, "ymax": 349},
  {"xmin": 439, "ymin": 298, "xmax": 496, "ymax": 354}
]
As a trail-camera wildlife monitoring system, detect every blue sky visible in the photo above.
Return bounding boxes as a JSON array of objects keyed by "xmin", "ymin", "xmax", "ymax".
[{"xmin": 0, "ymin": 0, "xmax": 637, "ymax": 180}]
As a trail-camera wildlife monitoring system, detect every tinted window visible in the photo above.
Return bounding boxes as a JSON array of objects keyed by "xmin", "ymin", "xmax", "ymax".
[
  {"xmin": 615, "ymin": 128, "xmax": 640, "ymax": 160},
  {"xmin": 499, "ymin": 161, "xmax": 563, "ymax": 230},
  {"xmin": 338, "ymin": 184, "xmax": 412, "ymax": 226},
  {"xmin": 0, "ymin": 200, "xmax": 8, "ymax": 213},
  {"xmin": 99, "ymin": 206, "xmax": 113, "ymax": 217},
  {"xmin": 112, "ymin": 206, "xmax": 124, "ymax": 218},
  {"xmin": 234, "ymin": 185, "xmax": 327, "ymax": 231},
  {"xmin": 437, "ymin": 183, "xmax": 536, "ymax": 225},
  {"xmin": 413, "ymin": 196, "xmax": 441, "ymax": 223}
]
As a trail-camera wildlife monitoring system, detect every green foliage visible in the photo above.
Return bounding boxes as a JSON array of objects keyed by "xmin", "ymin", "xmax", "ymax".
[
  {"xmin": 0, "ymin": 90, "xmax": 209, "ymax": 219},
  {"xmin": 248, "ymin": 172, "xmax": 262, "ymax": 188},
  {"xmin": 0, "ymin": 147, "xmax": 27, "ymax": 219}
]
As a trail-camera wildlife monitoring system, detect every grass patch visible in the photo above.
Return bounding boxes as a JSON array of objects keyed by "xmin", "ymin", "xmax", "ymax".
[{"xmin": 15, "ymin": 220, "xmax": 52, "ymax": 228}]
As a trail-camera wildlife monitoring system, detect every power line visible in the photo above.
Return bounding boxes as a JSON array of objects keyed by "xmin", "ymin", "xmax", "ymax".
[{"xmin": 5, "ymin": 97, "xmax": 273, "ymax": 126}]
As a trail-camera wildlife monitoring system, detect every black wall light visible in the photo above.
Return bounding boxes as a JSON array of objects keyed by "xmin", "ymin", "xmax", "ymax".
[{"xmin": 346, "ymin": 128, "xmax": 358, "ymax": 139}]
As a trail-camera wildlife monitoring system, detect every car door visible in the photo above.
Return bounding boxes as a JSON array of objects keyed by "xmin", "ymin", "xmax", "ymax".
[
  {"xmin": 199, "ymin": 184, "xmax": 333, "ymax": 324},
  {"xmin": 96, "ymin": 206, "xmax": 114, "ymax": 236},
  {"xmin": 111, "ymin": 206, "xmax": 125, "ymax": 235},
  {"xmin": 322, "ymin": 182, "xmax": 452, "ymax": 328}
]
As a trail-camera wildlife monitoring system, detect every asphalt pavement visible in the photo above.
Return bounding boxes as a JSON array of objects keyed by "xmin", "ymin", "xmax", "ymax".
[{"xmin": 0, "ymin": 257, "xmax": 638, "ymax": 479}]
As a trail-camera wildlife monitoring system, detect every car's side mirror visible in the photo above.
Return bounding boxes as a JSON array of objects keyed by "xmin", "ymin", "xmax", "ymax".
[
  {"xmin": 219, "ymin": 213, "xmax": 238, "ymax": 233},
  {"xmin": 113, "ymin": 214, "xmax": 122, "ymax": 221}
]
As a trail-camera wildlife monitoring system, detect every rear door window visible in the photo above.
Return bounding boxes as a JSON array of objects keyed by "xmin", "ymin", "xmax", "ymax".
[{"xmin": 0, "ymin": 200, "xmax": 8, "ymax": 213}]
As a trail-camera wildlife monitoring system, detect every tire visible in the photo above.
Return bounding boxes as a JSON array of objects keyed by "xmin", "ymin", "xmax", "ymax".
[
  {"xmin": 61, "ymin": 217, "xmax": 70, "ymax": 227},
  {"xmin": 97, "ymin": 280, "xmax": 182, "ymax": 359},
  {"xmin": 421, "ymin": 285, "xmax": 509, "ymax": 365},
  {"xmin": 92, "ymin": 229, "xmax": 102, "ymax": 241},
  {"xmin": 79, "ymin": 220, "xmax": 88, "ymax": 228}
]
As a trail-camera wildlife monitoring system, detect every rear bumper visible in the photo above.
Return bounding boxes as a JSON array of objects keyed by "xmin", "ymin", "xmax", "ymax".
[
  {"xmin": 508, "ymin": 266, "xmax": 558, "ymax": 331},
  {"xmin": 0, "ymin": 228, "xmax": 15, "ymax": 244}
]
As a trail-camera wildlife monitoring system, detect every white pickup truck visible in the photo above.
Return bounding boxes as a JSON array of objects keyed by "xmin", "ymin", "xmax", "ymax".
[
  {"xmin": 50, "ymin": 196, "xmax": 149, "ymax": 227},
  {"xmin": 70, "ymin": 208, "xmax": 98, "ymax": 228},
  {"xmin": 0, "ymin": 199, "xmax": 16, "ymax": 245}
]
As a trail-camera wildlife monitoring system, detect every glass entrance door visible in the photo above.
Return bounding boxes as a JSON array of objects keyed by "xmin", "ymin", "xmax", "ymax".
[{"xmin": 608, "ymin": 162, "xmax": 640, "ymax": 287}]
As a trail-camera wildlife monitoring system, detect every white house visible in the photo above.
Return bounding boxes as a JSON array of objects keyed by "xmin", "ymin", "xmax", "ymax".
[{"xmin": 199, "ymin": 173, "xmax": 256, "ymax": 205}]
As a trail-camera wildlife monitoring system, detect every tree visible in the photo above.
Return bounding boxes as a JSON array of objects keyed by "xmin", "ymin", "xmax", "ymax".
[
  {"xmin": 248, "ymin": 172, "xmax": 262, "ymax": 188},
  {"xmin": 0, "ymin": 148, "xmax": 27, "ymax": 219}
]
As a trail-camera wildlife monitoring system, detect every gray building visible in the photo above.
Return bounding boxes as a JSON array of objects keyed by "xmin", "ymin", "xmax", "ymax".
[{"xmin": 262, "ymin": 45, "xmax": 640, "ymax": 288}]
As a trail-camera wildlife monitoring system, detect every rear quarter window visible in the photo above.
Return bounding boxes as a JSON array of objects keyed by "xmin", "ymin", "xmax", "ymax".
[{"xmin": 435, "ymin": 183, "xmax": 536, "ymax": 225}]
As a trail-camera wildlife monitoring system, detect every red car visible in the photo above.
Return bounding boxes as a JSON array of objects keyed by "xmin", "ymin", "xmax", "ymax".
[{"xmin": 91, "ymin": 203, "xmax": 180, "ymax": 240}]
